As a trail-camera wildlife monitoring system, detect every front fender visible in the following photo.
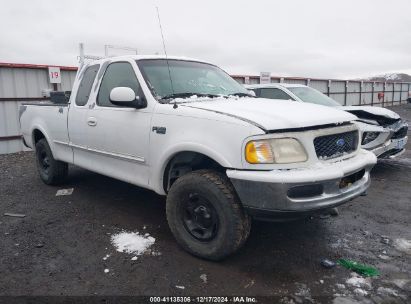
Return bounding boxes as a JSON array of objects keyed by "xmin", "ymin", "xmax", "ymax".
[
  {"xmin": 149, "ymin": 142, "xmax": 233, "ymax": 195},
  {"xmin": 30, "ymin": 124, "xmax": 54, "ymax": 154}
]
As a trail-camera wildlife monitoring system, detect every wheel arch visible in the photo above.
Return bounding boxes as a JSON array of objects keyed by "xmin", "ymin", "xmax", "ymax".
[
  {"xmin": 32, "ymin": 128, "xmax": 46, "ymax": 145},
  {"xmin": 160, "ymin": 149, "xmax": 230, "ymax": 194},
  {"xmin": 31, "ymin": 126, "xmax": 54, "ymax": 155}
]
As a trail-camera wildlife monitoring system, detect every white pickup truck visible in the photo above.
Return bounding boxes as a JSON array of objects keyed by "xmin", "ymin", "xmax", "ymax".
[{"xmin": 20, "ymin": 55, "xmax": 377, "ymax": 260}]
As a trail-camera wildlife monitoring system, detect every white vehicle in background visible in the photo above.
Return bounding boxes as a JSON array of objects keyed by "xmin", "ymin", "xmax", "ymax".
[
  {"xmin": 20, "ymin": 56, "xmax": 377, "ymax": 260},
  {"xmin": 246, "ymin": 84, "xmax": 408, "ymax": 159}
]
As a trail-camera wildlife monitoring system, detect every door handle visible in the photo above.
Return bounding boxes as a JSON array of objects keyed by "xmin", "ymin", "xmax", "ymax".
[{"xmin": 87, "ymin": 117, "xmax": 97, "ymax": 126}]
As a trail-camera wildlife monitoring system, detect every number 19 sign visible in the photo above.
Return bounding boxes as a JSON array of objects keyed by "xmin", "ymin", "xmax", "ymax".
[{"xmin": 48, "ymin": 66, "xmax": 61, "ymax": 84}]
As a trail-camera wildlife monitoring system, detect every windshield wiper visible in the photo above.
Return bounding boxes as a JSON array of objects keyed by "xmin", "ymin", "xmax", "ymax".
[{"xmin": 159, "ymin": 92, "xmax": 221, "ymax": 102}]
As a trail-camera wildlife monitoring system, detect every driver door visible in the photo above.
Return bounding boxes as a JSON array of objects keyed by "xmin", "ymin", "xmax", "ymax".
[{"xmin": 85, "ymin": 60, "xmax": 153, "ymax": 187}]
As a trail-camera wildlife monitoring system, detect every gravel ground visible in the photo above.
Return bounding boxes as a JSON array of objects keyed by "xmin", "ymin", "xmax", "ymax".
[{"xmin": 1, "ymin": 105, "xmax": 411, "ymax": 303}]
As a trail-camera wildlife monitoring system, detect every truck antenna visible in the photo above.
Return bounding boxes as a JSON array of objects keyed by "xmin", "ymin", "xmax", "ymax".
[{"xmin": 155, "ymin": 6, "xmax": 177, "ymax": 108}]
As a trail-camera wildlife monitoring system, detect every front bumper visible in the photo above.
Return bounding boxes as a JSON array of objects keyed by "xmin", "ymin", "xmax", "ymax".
[
  {"xmin": 227, "ymin": 150, "xmax": 376, "ymax": 220},
  {"xmin": 372, "ymin": 136, "xmax": 408, "ymax": 159}
]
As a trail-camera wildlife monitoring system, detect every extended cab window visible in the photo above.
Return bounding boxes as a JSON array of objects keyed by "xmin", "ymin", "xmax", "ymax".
[
  {"xmin": 259, "ymin": 88, "xmax": 293, "ymax": 100},
  {"xmin": 75, "ymin": 64, "xmax": 100, "ymax": 106},
  {"xmin": 97, "ymin": 62, "xmax": 141, "ymax": 107}
]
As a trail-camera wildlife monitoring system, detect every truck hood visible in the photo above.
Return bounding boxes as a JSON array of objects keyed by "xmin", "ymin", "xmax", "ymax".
[{"xmin": 180, "ymin": 97, "xmax": 357, "ymax": 131}]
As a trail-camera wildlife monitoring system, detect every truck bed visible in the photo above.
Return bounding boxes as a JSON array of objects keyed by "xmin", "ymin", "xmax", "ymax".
[{"xmin": 19, "ymin": 102, "xmax": 71, "ymax": 162}]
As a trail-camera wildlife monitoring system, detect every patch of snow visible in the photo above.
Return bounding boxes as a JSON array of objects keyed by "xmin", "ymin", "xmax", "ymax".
[
  {"xmin": 175, "ymin": 285, "xmax": 185, "ymax": 290},
  {"xmin": 393, "ymin": 238, "xmax": 411, "ymax": 254},
  {"xmin": 200, "ymin": 274, "xmax": 207, "ymax": 283},
  {"xmin": 102, "ymin": 254, "xmax": 110, "ymax": 260},
  {"xmin": 172, "ymin": 95, "xmax": 234, "ymax": 104},
  {"xmin": 131, "ymin": 256, "xmax": 138, "ymax": 261},
  {"xmin": 110, "ymin": 231, "xmax": 155, "ymax": 256},
  {"xmin": 336, "ymin": 284, "xmax": 346, "ymax": 289},
  {"xmin": 362, "ymin": 230, "xmax": 371, "ymax": 236},
  {"xmin": 104, "ymin": 268, "xmax": 109, "ymax": 273},
  {"xmin": 353, "ymin": 288, "xmax": 368, "ymax": 297},
  {"xmin": 365, "ymin": 73, "xmax": 401, "ymax": 81},
  {"xmin": 319, "ymin": 280, "xmax": 324, "ymax": 284},
  {"xmin": 391, "ymin": 279, "xmax": 409, "ymax": 290},
  {"xmin": 377, "ymin": 287, "xmax": 399, "ymax": 297},
  {"xmin": 56, "ymin": 188, "xmax": 74, "ymax": 196},
  {"xmin": 346, "ymin": 276, "xmax": 371, "ymax": 290},
  {"xmin": 332, "ymin": 296, "xmax": 359, "ymax": 304},
  {"xmin": 378, "ymin": 254, "xmax": 390, "ymax": 260},
  {"xmin": 385, "ymin": 73, "xmax": 400, "ymax": 81},
  {"xmin": 294, "ymin": 283, "xmax": 312, "ymax": 299}
]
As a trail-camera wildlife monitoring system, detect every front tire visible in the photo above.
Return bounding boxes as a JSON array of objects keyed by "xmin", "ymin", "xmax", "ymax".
[
  {"xmin": 35, "ymin": 138, "xmax": 68, "ymax": 185},
  {"xmin": 166, "ymin": 170, "xmax": 251, "ymax": 261}
]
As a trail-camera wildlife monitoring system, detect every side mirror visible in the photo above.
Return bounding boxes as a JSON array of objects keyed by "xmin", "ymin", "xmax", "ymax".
[
  {"xmin": 248, "ymin": 90, "xmax": 256, "ymax": 97},
  {"xmin": 109, "ymin": 87, "xmax": 146, "ymax": 108}
]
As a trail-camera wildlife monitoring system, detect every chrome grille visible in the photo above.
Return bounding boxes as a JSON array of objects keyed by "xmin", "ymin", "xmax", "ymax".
[{"xmin": 314, "ymin": 131, "xmax": 358, "ymax": 160}]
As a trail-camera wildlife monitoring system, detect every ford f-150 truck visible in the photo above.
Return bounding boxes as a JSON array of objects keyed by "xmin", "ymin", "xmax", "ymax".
[{"xmin": 20, "ymin": 55, "xmax": 377, "ymax": 260}]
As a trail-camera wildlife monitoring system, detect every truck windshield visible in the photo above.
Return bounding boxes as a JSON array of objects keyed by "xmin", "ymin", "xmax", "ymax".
[
  {"xmin": 137, "ymin": 59, "xmax": 251, "ymax": 102},
  {"xmin": 288, "ymin": 87, "xmax": 341, "ymax": 107}
]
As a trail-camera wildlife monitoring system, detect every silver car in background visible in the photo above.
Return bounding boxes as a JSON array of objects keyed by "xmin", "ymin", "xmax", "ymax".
[{"xmin": 246, "ymin": 83, "xmax": 408, "ymax": 159}]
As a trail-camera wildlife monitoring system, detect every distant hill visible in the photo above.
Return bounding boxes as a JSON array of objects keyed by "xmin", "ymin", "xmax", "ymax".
[{"xmin": 363, "ymin": 73, "xmax": 411, "ymax": 82}]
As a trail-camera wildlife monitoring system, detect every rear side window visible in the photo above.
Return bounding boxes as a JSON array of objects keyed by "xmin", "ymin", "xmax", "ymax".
[
  {"xmin": 97, "ymin": 62, "xmax": 141, "ymax": 107},
  {"xmin": 75, "ymin": 64, "xmax": 100, "ymax": 106},
  {"xmin": 260, "ymin": 88, "xmax": 293, "ymax": 100}
]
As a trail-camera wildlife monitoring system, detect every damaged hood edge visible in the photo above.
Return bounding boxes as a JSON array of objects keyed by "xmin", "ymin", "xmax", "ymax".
[{"xmin": 344, "ymin": 106, "xmax": 400, "ymax": 120}]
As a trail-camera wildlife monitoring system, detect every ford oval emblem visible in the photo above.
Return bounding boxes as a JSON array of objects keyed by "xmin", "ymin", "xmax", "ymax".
[{"xmin": 336, "ymin": 138, "xmax": 345, "ymax": 147}]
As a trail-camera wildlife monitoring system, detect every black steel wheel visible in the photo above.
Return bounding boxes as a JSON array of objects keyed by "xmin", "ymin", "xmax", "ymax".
[
  {"xmin": 166, "ymin": 169, "xmax": 251, "ymax": 261},
  {"xmin": 181, "ymin": 192, "xmax": 219, "ymax": 241},
  {"xmin": 38, "ymin": 148, "xmax": 51, "ymax": 175},
  {"xmin": 35, "ymin": 138, "xmax": 68, "ymax": 185}
]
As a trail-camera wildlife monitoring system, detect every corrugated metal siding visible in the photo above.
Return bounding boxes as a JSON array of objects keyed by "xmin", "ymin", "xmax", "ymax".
[
  {"xmin": 0, "ymin": 67, "xmax": 77, "ymax": 98},
  {"xmin": 329, "ymin": 93, "xmax": 345, "ymax": 105},
  {"xmin": 233, "ymin": 77, "xmax": 244, "ymax": 84},
  {"xmin": 401, "ymin": 83, "xmax": 409, "ymax": 101},
  {"xmin": 284, "ymin": 79, "xmax": 306, "ymax": 85},
  {"xmin": 361, "ymin": 82, "xmax": 373, "ymax": 105},
  {"xmin": 348, "ymin": 82, "xmax": 361, "ymax": 93},
  {"xmin": 249, "ymin": 78, "xmax": 260, "ymax": 84},
  {"xmin": 0, "ymin": 65, "xmax": 77, "ymax": 154},
  {"xmin": 309, "ymin": 80, "xmax": 328, "ymax": 93},
  {"xmin": 347, "ymin": 93, "xmax": 360, "ymax": 106},
  {"xmin": 0, "ymin": 101, "xmax": 25, "ymax": 154},
  {"xmin": 330, "ymin": 81, "xmax": 346, "ymax": 93}
]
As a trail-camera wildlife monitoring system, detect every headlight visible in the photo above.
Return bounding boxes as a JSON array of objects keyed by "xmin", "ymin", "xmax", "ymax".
[
  {"xmin": 245, "ymin": 138, "xmax": 308, "ymax": 164},
  {"xmin": 362, "ymin": 132, "xmax": 379, "ymax": 145}
]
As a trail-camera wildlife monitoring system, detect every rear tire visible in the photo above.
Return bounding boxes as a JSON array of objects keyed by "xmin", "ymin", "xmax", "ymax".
[
  {"xmin": 35, "ymin": 138, "xmax": 68, "ymax": 185},
  {"xmin": 166, "ymin": 169, "xmax": 251, "ymax": 261}
]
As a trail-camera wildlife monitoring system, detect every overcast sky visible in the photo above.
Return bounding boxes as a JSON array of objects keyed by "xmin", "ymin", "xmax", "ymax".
[{"xmin": 1, "ymin": 0, "xmax": 410, "ymax": 78}]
